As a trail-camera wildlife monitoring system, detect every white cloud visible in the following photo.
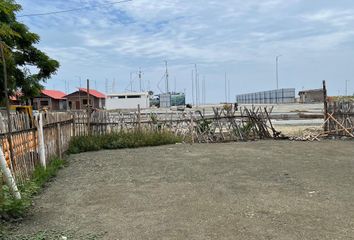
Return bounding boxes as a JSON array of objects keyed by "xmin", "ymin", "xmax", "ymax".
[
  {"xmin": 16, "ymin": 0, "xmax": 354, "ymax": 100},
  {"xmin": 302, "ymin": 9, "xmax": 354, "ymax": 27}
]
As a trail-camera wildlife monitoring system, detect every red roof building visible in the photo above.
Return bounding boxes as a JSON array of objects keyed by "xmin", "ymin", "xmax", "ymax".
[
  {"xmin": 41, "ymin": 90, "xmax": 66, "ymax": 100},
  {"xmin": 78, "ymin": 88, "xmax": 106, "ymax": 99},
  {"xmin": 65, "ymin": 88, "xmax": 106, "ymax": 110},
  {"xmin": 33, "ymin": 90, "xmax": 67, "ymax": 111}
]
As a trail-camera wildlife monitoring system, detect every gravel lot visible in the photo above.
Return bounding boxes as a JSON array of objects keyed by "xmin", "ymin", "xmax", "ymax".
[{"xmin": 9, "ymin": 141, "xmax": 354, "ymax": 239}]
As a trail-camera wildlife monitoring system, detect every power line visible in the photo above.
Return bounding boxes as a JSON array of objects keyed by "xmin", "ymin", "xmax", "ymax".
[{"xmin": 17, "ymin": 0, "xmax": 132, "ymax": 17}]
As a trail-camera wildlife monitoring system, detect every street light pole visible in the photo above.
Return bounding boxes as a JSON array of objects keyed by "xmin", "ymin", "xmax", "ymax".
[
  {"xmin": 276, "ymin": 55, "xmax": 282, "ymax": 104},
  {"xmin": 276, "ymin": 55, "xmax": 282, "ymax": 90}
]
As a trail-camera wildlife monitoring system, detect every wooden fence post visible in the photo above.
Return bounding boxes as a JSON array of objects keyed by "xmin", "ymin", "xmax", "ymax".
[
  {"xmin": 87, "ymin": 79, "xmax": 91, "ymax": 136},
  {"xmin": 0, "ymin": 143, "xmax": 21, "ymax": 200},
  {"xmin": 72, "ymin": 114, "xmax": 76, "ymax": 137},
  {"xmin": 323, "ymin": 80, "xmax": 329, "ymax": 132},
  {"xmin": 137, "ymin": 104, "xmax": 141, "ymax": 132},
  {"xmin": 37, "ymin": 113, "xmax": 46, "ymax": 169},
  {"xmin": 57, "ymin": 123, "xmax": 62, "ymax": 159},
  {"xmin": 190, "ymin": 112, "xmax": 194, "ymax": 144}
]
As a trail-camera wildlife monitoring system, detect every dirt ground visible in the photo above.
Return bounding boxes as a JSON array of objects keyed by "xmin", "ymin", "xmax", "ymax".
[{"xmin": 7, "ymin": 141, "xmax": 354, "ymax": 239}]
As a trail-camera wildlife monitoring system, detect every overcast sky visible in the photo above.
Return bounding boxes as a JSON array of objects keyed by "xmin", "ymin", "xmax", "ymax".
[{"xmin": 17, "ymin": 0, "xmax": 354, "ymax": 103}]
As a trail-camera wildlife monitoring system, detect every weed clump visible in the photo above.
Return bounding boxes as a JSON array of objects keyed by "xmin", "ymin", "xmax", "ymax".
[
  {"xmin": 0, "ymin": 158, "xmax": 65, "ymax": 220},
  {"xmin": 68, "ymin": 130, "xmax": 182, "ymax": 154}
]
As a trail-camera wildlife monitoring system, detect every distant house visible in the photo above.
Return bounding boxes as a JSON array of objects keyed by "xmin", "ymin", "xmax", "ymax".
[
  {"xmin": 65, "ymin": 88, "xmax": 106, "ymax": 110},
  {"xmin": 9, "ymin": 95, "xmax": 22, "ymax": 105},
  {"xmin": 9, "ymin": 91, "xmax": 25, "ymax": 105},
  {"xmin": 33, "ymin": 90, "xmax": 67, "ymax": 110},
  {"xmin": 298, "ymin": 89, "xmax": 324, "ymax": 103}
]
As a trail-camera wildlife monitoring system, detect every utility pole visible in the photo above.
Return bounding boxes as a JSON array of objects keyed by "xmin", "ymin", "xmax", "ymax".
[
  {"xmin": 0, "ymin": 40, "xmax": 15, "ymax": 173},
  {"xmin": 165, "ymin": 61, "xmax": 169, "ymax": 93},
  {"xmin": 138, "ymin": 68, "xmax": 142, "ymax": 92},
  {"xmin": 191, "ymin": 70, "xmax": 195, "ymax": 106},
  {"xmin": 276, "ymin": 55, "xmax": 281, "ymax": 104},
  {"xmin": 225, "ymin": 72, "xmax": 227, "ymax": 103},
  {"xmin": 105, "ymin": 78, "xmax": 108, "ymax": 94},
  {"xmin": 276, "ymin": 55, "xmax": 281, "ymax": 90},
  {"xmin": 202, "ymin": 75, "xmax": 206, "ymax": 105},
  {"xmin": 130, "ymin": 72, "xmax": 133, "ymax": 92},
  {"xmin": 228, "ymin": 78, "xmax": 231, "ymax": 103},
  {"xmin": 86, "ymin": 79, "xmax": 91, "ymax": 135},
  {"xmin": 345, "ymin": 80, "xmax": 349, "ymax": 96},
  {"xmin": 113, "ymin": 78, "xmax": 116, "ymax": 93},
  {"xmin": 194, "ymin": 64, "xmax": 198, "ymax": 106},
  {"xmin": 78, "ymin": 76, "xmax": 82, "ymax": 109}
]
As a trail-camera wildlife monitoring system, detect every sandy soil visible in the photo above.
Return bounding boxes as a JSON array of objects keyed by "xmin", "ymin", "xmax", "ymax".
[{"xmin": 8, "ymin": 141, "xmax": 354, "ymax": 239}]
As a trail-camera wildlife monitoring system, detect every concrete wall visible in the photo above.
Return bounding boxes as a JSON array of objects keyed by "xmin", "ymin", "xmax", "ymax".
[
  {"xmin": 299, "ymin": 90, "xmax": 324, "ymax": 103},
  {"xmin": 106, "ymin": 94, "xmax": 150, "ymax": 110}
]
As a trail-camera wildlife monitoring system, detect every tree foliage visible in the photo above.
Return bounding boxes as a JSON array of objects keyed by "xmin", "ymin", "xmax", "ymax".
[{"xmin": 0, "ymin": 0, "xmax": 59, "ymax": 101}]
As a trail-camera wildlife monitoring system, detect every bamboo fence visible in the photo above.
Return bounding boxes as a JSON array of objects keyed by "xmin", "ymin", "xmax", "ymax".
[
  {"xmin": 1, "ymin": 106, "xmax": 281, "ymax": 187},
  {"xmin": 0, "ymin": 112, "xmax": 73, "ymax": 185}
]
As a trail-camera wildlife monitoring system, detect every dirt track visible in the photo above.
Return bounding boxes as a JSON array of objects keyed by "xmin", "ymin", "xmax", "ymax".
[{"xmin": 10, "ymin": 141, "xmax": 354, "ymax": 239}]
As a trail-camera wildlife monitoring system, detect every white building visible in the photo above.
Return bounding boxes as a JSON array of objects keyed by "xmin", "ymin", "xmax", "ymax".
[{"xmin": 106, "ymin": 92, "xmax": 150, "ymax": 110}]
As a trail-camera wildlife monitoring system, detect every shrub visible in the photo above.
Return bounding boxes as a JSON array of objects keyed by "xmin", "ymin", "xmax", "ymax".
[{"xmin": 0, "ymin": 158, "xmax": 65, "ymax": 220}]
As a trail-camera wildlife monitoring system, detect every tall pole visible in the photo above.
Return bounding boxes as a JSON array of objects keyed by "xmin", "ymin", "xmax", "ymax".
[
  {"xmin": 345, "ymin": 80, "xmax": 349, "ymax": 96},
  {"xmin": 323, "ymin": 80, "xmax": 328, "ymax": 132},
  {"xmin": 194, "ymin": 64, "xmax": 198, "ymax": 106},
  {"xmin": 139, "ymin": 68, "xmax": 142, "ymax": 92},
  {"xmin": 276, "ymin": 55, "xmax": 281, "ymax": 90},
  {"xmin": 130, "ymin": 72, "xmax": 133, "ymax": 92},
  {"xmin": 105, "ymin": 78, "xmax": 108, "ymax": 94},
  {"xmin": 202, "ymin": 75, "xmax": 206, "ymax": 105},
  {"xmin": 112, "ymin": 78, "xmax": 116, "ymax": 93},
  {"xmin": 276, "ymin": 55, "xmax": 281, "ymax": 104},
  {"xmin": 225, "ymin": 72, "xmax": 227, "ymax": 103},
  {"xmin": 174, "ymin": 77, "xmax": 177, "ymax": 93},
  {"xmin": 86, "ymin": 79, "xmax": 91, "ymax": 135},
  {"xmin": 0, "ymin": 40, "xmax": 15, "ymax": 173},
  {"xmin": 165, "ymin": 61, "xmax": 169, "ymax": 93},
  {"xmin": 77, "ymin": 76, "xmax": 82, "ymax": 109},
  {"xmin": 191, "ymin": 70, "xmax": 195, "ymax": 106},
  {"xmin": 228, "ymin": 78, "xmax": 231, "ymax": 103}
]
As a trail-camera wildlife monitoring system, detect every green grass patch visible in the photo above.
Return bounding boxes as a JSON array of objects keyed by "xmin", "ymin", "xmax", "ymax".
[
  {"xmin": 0, "ymin": 158, "xmax": 66, "ymax": 220},
  {"xmin": 68, "ymin": 130, "xmax": 182, "ymax": 154}
]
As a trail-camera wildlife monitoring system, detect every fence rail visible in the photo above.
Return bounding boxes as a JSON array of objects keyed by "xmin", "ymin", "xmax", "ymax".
[{"xmin": 326, "ymin": 100, "xmax": 354, "ymax": 137}]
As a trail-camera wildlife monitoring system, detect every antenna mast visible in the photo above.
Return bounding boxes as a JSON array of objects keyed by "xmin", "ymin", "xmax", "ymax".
[
  {"xmin": 195, "ymin": 64, "xmax": 198, "ymax": 106},
  {"xmin": 228, "ymin": 78, "xmax": 231, "ymax": 103},
  {"xmin": 165, "ymin": 61, "xmax": 169, "ymax": 93},
  {"xmin": 192, "ymin": 70, "xmax": 195, "ymax": 105},
  {"xmin": 139, "ymin": 68, "xmax": 142, "ymax": 92},
  {"xmin": 225, "ymin": 72, "xmax": 227, "ymax": 103},
  {"xmin": 130, "ymin": 72, "xmax": 133, "ymax": 92},
  {"xmin": 203, "ymin": 75, "xmax": 206, "ymax": 105}
]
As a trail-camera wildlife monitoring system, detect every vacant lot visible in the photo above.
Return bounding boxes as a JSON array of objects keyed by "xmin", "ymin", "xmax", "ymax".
[{"xmin": 9, "ymin": 141, "xmax": 354, "ymax": 239}]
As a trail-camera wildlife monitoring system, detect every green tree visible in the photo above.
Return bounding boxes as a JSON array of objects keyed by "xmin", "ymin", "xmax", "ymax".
[{"xmin": 0, "ymin": 0, "xmax": 59, "ymax": 103}]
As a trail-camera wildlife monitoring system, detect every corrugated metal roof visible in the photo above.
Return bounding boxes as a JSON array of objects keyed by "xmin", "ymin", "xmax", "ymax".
[
  {"xmin": 41, "ymin": 90, "xmax": 66, "ymax": 100},
  {"xmin": 78, "ymin": 88, "xmax": 106, "ymax": 99}
]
